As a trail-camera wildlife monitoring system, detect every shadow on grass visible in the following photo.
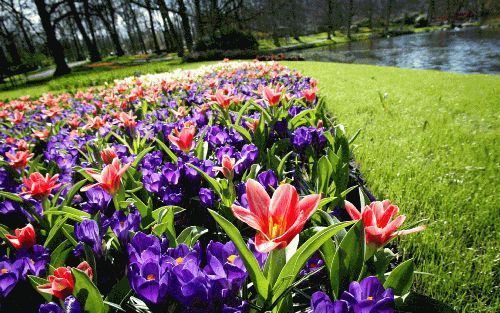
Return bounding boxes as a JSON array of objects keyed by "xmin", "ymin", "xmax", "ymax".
[{"xmin": 397, "ymin": 293, "xmax": 457, "ymax": 313}]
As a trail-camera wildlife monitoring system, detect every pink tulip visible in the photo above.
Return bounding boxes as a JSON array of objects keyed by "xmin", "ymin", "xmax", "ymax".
[
  {"xmin": 345, "ymin": 200, "xmax": 425, "ymax": 247},
  {"xmin": 168, "ymin": 122, "xmax": 196, "ymax": 153},
  {"xmin": 232, "ymin": 179, "xmax": 321, "ymax": 253},
  {"xmin": 214, "ymin": 155, "xmax": 236, "ymax": 179},
  {"xmin": 6, "ymin": 224, "xmax": 36, "ymax": 250},
  {"xmin": 22, "ymin": 172, "xmax": 61, "ymax": 199},
  {"xmin": 260, "ymin": 84, "xmax": 283, "ymax": 107},
  {"xmin": 5, "ymin": 150, "xmax": 33, "ymax": 169},
  {"xmin": 82, "ymin": 158, "xmax": 130, "ymax": 195}
]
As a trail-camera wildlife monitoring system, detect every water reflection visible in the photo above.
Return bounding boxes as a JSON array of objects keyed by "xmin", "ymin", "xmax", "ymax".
[{"xmin": 290, "ymin": 28, "xmax": 500, "ymax": 74}]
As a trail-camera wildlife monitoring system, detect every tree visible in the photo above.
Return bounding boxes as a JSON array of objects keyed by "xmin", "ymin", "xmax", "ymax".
[
  {"xmin": 93, "ymin": 0, "xmax": 125, "ymax": 56},
  {"xmin": 67, "ymin": 0, "xmax": 101, "ymax": 61},
  {"xmin": 33, "ymin": 0, "xmax": 70, "ymax": 76},
  {"xmin": 176, "ymin": 0, "xmax": 193, "ymax": 51}
]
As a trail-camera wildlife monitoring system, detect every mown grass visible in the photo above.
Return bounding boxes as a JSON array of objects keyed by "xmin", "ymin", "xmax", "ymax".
[{"xmin": 283, "ymin": 61, "xmax": 499, "ymax": 313}]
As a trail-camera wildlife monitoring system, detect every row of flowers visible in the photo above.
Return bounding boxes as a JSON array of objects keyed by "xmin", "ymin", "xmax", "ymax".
[{"xmin": 0, "ymin": 61, "xmax": 424, "ymax": 313}]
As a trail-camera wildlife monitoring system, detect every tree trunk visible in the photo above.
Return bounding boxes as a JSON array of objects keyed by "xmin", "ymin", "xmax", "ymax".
[
  {"xmin": 193, "ymin": 0, "xmax": 203, "ymax": 39},
  {"xmin": 126, "ymin": 0, "xmax": 147, "ymax": 54},
  {"xmin": 384, "ymin": 0, "xmax": 393, "ymax": 34},
  {"xmin": 68, "ymin": 0, "xmax": 101, "ymax": 62},
  {"xmin": 156, "ymin": 0, "xmax": 174, "ymax": 51},
  {"xmin": 367, "ymin": 0, "xmax": 374, "ymax": 29},
  {"xmin": 346, "ymin": 0, "xmax": 353, "ymax": 39},
  {"xmin": 327, "ymin": 0, "xmax": 334, "ymax": 39},
  {"xmin": 145, "ymin": 0, "xmax": 161, "ymax": 53},
  {"xmin": 83, "ymin": 0, "xmax": 98, "ymax": 50},
  {"xmin": 69, "ymin": 20, "xmax": 85, "ymax": 61},
  {"xmin": 158, "ymin": 0, "xmax": 182, "ymax": 55},
  {"xmin": 33, "ymin": 0, "xmax": 70, "ymax": 76},
  {"xmin": 427, "ymin": 0, "xmax": 435, "ymax": 24},
  {"xmin": 177, "ymin": 0, "xmax": 193, "ymax": 51}
]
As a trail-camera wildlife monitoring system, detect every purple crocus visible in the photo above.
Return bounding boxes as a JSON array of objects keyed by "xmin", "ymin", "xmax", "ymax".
[
  {"xmin": 16, "ymin": 244, "xmax": 50, "ymax": 276},
  {"xmin": 128, "ymin": 232, "xmax": 162, "ymax": 264},
  {"xmin": 128, "ymin": 259, "xmax": 171, "ymax": 304},
  {"xmin": 80, "ymin": 187, "xmax": 111, "ymax": 214},
  {"xmin": 74, "ymin": 219, "xmax": 102, "ymax": 256},
  {"xmin": 110, "ymin": 209, "xmax": 141, "ymax": 245},
  {"xmin": 257, "ymin": 170, "xmax": 278, "ymax": 191},
  {"xmin": 204, "ymin": 241, "xmax": 248, "ymax": 297},
  {"xmin": 38, "ymin": 302, "xmax": 64, "ymax": 313},
  {"xmin": 311, "ymin": 291, "xmax": 349, "ymax": 313},
  {"xmin": 0, "ymin": 259, "xmax": 22, "ymax": 298},
  {"xmin": 64, "ymin": 295, "xmax": 83, "ymax": 313},
  {"xmin": 340, "ymin": 276, "xmax": 395, "ymax": 313},
  {"xmin": 199, "ymin": 187, "xmax": 216, "ymax": 208}
]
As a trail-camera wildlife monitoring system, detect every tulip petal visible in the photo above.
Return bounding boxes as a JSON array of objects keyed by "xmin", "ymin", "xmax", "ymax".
[
  {"xmin": 378, "ymin": 203, "xmax": 399, "ymax": 228},
  {"xmin": 345, "ymin": 200, "xmax": 362, "ymax": 220},
  {"xmin": 269, "ymin": 183, "xmax": 298, "ymax": 221},
  {"xmin": 231, "ymin": 205, "xmax": 264, "ymax": 233},
  {"xmin": 254, "ymin": 233, "xmax": 283, "ymax": 253},
  {"xmin": 393, "ymin": 225, "xmax": 426, "ymax": 237},
  {"xmin": 384, "ymin": 215, "xmax": 406, "ymax": 235},
  {"xmin": 245, "ymin": 179, "xmax": 270, "ymax": 223}
]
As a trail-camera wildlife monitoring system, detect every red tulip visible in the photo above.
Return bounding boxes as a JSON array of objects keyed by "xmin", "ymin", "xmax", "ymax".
[
  {"xmin": 231, "ymin": 179, "xmax": 321, "ymax": 253},
  {"xmin": 116, "ymin": 111, "xmax": 137, "ymax": 129},
  {"xmin": 76, "ymin": 261, "xmax": 93, "ymax": 281},
  {"xmin": 214, "ymin": 155, "xmax": 236, "ymax": 179},
  {"xmin": 22, "ymin": 172, "xmax": 61, "ymax": 199},
  {"xmin": 345, "ymin": 200, "xmax": 425, "ymax": 247},
  {"xmin": 303, "ymin": 87, "xmax": 317, "ymax": 103},
  {"xmin": 5, "ymin": 224, "xmax": 36, "ymax": 250},
  {"xmin": 168, "ymin": 122, "xmax": 196, "ymax": 153},
  {"xmin": 260, "ymin": 84, "xmax": 282, "ymax": 107},
  {"xmin": 5, "ymin": 150, "xmax": 33, "ymax": 169},
  {"xmin": 82, "ymin": 158, "xmax": 130, "ymax": 195},
  {"xmin": 100, "ymin": 147, "xmax": 118, "ymax": 164},
  {"xmin": 37, "ymin": 266, "xmax": 74, "ymax": 299}
]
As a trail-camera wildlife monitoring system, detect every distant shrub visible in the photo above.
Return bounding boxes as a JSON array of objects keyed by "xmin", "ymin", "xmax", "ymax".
[{"xmin": 194, "ymin": 29, "xmax": 258, "ymax": 52}]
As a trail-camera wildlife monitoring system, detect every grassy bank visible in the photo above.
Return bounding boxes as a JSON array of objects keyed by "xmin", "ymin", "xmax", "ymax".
[{"xmin": 282, "ymin": 61, "xmax": 499, "ymax": 312}]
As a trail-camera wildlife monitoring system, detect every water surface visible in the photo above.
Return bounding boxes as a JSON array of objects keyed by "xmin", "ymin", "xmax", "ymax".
[{"xmin": 290, "ymin": 27, "xmax": 500, "ymax": 74}]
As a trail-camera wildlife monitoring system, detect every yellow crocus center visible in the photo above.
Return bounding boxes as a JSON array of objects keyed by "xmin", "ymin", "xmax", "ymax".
[
  {"xmin": 227, "ymin": 255, "xmax": 237, "ymax": 264},
  {"xmin": 1, "ymin": 268, "xmax": 8, "ymax": 274},
  {"xmin": 176, "ymin": 257, "xmax": 184, "ymax": 264},
  {"xmin": 146, "ymin": 274, "xmax": 155, "ymax": 281},
  {"xmin": 367, "ymin": 296, "xmax": 373, "ymax": 300}
]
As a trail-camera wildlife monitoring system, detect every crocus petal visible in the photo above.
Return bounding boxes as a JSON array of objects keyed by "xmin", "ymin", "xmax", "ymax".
[{"xmin": 345, "ymin": 200, "xmax": 362, "ymax": 220}]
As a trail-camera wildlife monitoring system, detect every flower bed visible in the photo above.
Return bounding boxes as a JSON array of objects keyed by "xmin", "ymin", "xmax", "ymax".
[{"xmin": 0, "ymin": 61, "xmax": 424, "ymax": 313}]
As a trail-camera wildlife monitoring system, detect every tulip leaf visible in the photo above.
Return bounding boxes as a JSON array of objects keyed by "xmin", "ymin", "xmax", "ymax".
[
  {"xmin": 44, "ymin": 216, "xmax": 69, "ymax": 248},
  {"xmin": 72, "ymin": 268, "xmax": 106, "ymax": 313},
  {"xmin": 329, "ymin": 220, "xmax": 365, "ymax": 299},
  {"xmin": 105, "ymin": 276, "xmax": 131, "ymax": 312},
  {"xmin": 271, "ymin": 221, "xmax": 353, "ymax": 307},
  {"xmin": 153, "ymin": 206, "xmax": 177, "ymax": 247},
  {"xmin": 0, "ymin": 190, "xmax": 22, "ymax": 202},
  {"xmin": 28, "ymin": 275, "xmax": 52, "ymax": 302},
  {"xmin": 317, "ymin": 155, "xmax": 333, "ymax": 194},
  {"xmin": 61, "ymin": 179, "xmax": 88, "ymax": 207},
  {"xmin": 50, "ymin": 239, "xmax": 73, "ymax": 267},
  {"xmin": 208, "ymin": 209, "xmax": 269, "ymax": 301},
  {"xmin": 154, "ymin": 137, "xmax": 178, "ymax": 163},
  {"xmin": 232, "ymin": 124, "xmax": 253, "ymax": 142},
  {"xmin": 384, "ymin": 258, "xmax": 415, "ymax": 296},
  {"xmin": 132, "ymin": 146, "xmax": 154, "ymax": 168},
  {"xmin": 289, "ymin": 108, "xmax": 315, "ymax": 128},
  {"xmin": 186, "ymin": 163, "xmax": 223, "ymax": 196},
  {"xmin": 177, "ymin": 226, "xmax": 208, "ymax": 248}
]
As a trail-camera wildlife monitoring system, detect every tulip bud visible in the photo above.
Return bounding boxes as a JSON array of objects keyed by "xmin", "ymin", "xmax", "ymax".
[{"xmin": 5, "ymin": 224, "xmax": 36, "ymax": 250}]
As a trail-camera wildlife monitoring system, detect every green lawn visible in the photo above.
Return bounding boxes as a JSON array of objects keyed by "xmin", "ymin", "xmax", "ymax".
[
  {"xmin": 1, "ymin": 60, "xmax": 497, "ymax": 311},
  {"xmin": 283, "ymin": 61, "xmax": 499, "ymax": 313}
]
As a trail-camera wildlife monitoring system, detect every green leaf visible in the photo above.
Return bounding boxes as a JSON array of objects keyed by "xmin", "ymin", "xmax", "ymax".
[
  {"xmin": 272, "ymin": 221, "xmax": 353, "ymax": 305},
  {"xmin": 154, "ymin": 138, "xmax": 178, "ymax": 163},
  {"xmin": 186, "ymin": 163, "xmax": 223, "ymax": 196},
  {"xmin": 177, "ymin": 226, "xmax": 208, "ymax": 248},
  {"xmin": 232, "ymin": 125, "xmax": 252, "ymax": 142},
  {"xmin": 129, "ymin": 194, "xmax": 149, "ymax": 219},
  {"xmin": 317, "ymin": 155, "xmax": 333, "ymax": 194},
  {"xmin": 62, "ymin": 179, "xmax": 88, "ymax": 207},
  {"xmin": 373, "ymin": 248, "xmax": 397, "ymax": 281},
  {"xmin": 152, "ymin": 207, "xmax": 177, "ymax": 246},
  {"xmin": 105, "ymin": 277, "xmax": 131, "ymax": 312},
  {"xmin": 289, "ymin": 108, "xmax": 315, "ymax": 128},
  {"xmin": 329, "ymin": 220, "xmax": 365, "ymax": 299},
  {"xmin": 44, "ymin": 216, "xmax": 69, "ymax": 248},
  {"xmin": 384, "ymin": 259, "xmax": 415, "ymax": 296},
  {"xmin": 72, "ymin": 268, "xmax": 106, "ymax": 313},
  {"xmin": 276, "ymin": 151, "xmax": 293, "ymax": 178},
  {"xmin": 0, "ymin": 190, "xmax": 22, "ymax": 202},
  {"xmin": 208, "ymin": 209, "xmax": 269, "ymax": 301},
  {"xmin": 28, "ymin": 275, "xmax": 52, "ymax": 302},
  {"xmin": 50, "ymin": 239, "xmax": 73, "ymax": 267}
]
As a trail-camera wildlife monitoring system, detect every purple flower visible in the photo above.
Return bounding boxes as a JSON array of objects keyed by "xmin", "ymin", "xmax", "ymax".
[
  {"xmin": 247, "ymin": 239, "xmax": 267, "ymax": 268},
  {"xmin": 16, "ymin": 244, "xmax": 50, "ymax": 277},
  {"xmin": 128, "ymin": 232, "xmax": 162, "ymax": 264},
  {"xmin": 165, "ymin": 242, "xmax": 201, "ymax": 267},
  {"xmin": 38, "ymin": 302, "xmax": 64, "ymax": 313},
  {"xmin": 257, "ymin": 170, "xmax": 278, "ymax": 191},
  {"xmin": 234, "ymin": 144, "xmax": 259, "ymax": 175},
  {"xmin": 110, "ymin": 209, "xmax": 141, "ymax": 245},
  {"xmin": 64, "ymin": 295, "xmax": 83, "ymax": 313},
  {"xmin": 0, "ymin": 259, "xmax": 22, "ymax": 298},
  {"xmin": 128, "ymin": 259, "xmax": 171, "ymax": 305},
  {"xmin": 74, "ymin": 219, "xmax": 102, "ymax": 256},
  {"xmin": 311, "ymin": 291, "xmax": 349, "ymax": 313},
  {"xmin": 199, "ymin": 187, "xmax": 215, "ymax": 208},
  {"xmin": 204, "ymin": 241, "xmax": 248, "ymax": 298},
  {"xmin": 340, "ymin": 276, "xmax": 395, "ymax": 313},
  {"xmin": 171, "ymin": 258, "xmax": 210, "ymax": 307},
  {"xmin": 292, "ymin": 126, "xmax": 313, "ymax": 151},
  {"xmin": 80, "ymin": 187, "xmax": 111, "ymax": 214}
]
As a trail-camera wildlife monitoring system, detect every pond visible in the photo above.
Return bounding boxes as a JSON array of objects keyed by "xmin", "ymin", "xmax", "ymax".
[{"xmin": 289, "ymin": 27, "xmax": 500, "ymax": 74}]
